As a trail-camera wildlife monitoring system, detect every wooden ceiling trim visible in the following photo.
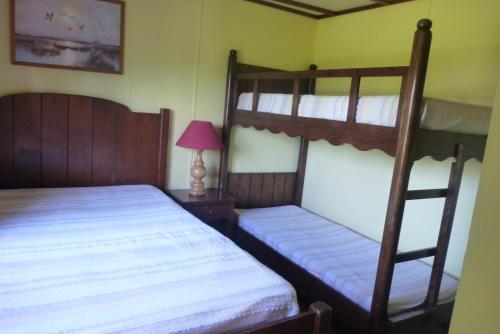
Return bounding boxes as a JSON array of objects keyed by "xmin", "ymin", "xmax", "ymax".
[
  {"xmin": 317, "ymin": 3, "xmax": 383, "ymax": 18},
  {"xmin": 245, "ymin": 0, "xmax": 416, "ymax": 20},
  {"xmin": 245, "ymin": 0, "xmax": 319, "ymax": 18},
  {"xmin": 271, "ymin": 0, "xmax": 337, "ymax": 15}
]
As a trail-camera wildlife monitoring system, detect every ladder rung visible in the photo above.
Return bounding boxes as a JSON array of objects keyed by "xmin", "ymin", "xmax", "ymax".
[
  {"xmin": 406, "ymin": 189, "xmax": 447, "ymax": 200},
  {"xmin": 396, "ymin": 247, "xmax": 437, "ymax": 263}
]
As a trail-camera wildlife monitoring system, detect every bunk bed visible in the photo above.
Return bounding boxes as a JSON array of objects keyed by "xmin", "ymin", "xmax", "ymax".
[
  {"xmin": 217, "ymin": 19, "xmax": 490, "ymax": 334},
  {"xmin": 0, "ymin": 93, "xmax": 331, "ymax": 334}
]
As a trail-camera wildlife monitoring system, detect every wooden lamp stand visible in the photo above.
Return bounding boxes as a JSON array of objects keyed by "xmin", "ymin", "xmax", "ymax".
[{"xmin": 189, "ymin": 150, "xmax": 207, "ymax": 196}]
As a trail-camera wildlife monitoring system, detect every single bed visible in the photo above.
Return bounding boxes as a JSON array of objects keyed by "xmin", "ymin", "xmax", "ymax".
[
  {"xmin": 0, "ymin": 93, "xmax": 331, "ymax": 334},
  {"xmin": 236, "ymin": 205, "xmax": 458, "ymax": 315}
]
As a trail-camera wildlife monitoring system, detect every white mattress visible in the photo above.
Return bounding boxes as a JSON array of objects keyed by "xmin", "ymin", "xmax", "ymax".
[
  {"xmin": 237, "ymin": 93, "xmax": 491, "ymax": 135},
  {"xmin": 237, "ymin": 205, "xmax": 459, "ymax": 315},
  {"xmin": 0, "ymin": 185, "xmax": 298, "ymax": 334}
]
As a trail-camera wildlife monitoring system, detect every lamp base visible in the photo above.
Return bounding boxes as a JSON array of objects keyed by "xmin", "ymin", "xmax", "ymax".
[{"xmin": 189, "ymin": 150, "xmax": 206, "ymax": 197}]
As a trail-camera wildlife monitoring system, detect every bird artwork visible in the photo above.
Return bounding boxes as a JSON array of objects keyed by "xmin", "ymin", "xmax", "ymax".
[
  {"xmin": 43, "ymin": 12, "xmax": 54, "ymax": 22},
  {"xmin": 14, "ymin": 0, "xmax": 123, "ymax": 73}
]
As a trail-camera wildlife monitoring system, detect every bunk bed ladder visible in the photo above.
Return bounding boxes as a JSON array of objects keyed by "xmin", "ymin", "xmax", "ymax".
[
  {"xmin": 369, "ymin": 19, "xmax": 433, "ymax": 334},
  {"xmin": 396, "ymin": 143, "xmax": 465, "ymax": 307}
]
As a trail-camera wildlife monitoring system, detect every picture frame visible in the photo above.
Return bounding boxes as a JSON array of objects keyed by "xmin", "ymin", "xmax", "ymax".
[{"xmin": 10, "ymin": 0, "xmax": 125, "ymax": 74}]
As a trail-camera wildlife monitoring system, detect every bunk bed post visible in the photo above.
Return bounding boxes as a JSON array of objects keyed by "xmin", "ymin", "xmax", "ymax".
[
  {"xmin": 294, "ymin": 64, "xmax": 316, "ymax": 207},
  {"xmin": 369, "ymin": 19, "xmax": 433, "ymax": 333},
  {"xmin": 218, "ymin": 50, "xmax": 238, "ymax": 192}
]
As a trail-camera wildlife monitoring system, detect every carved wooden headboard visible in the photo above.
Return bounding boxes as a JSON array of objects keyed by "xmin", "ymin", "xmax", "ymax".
[{"xmin": 0, "ymin": 93, "xmax": 169, "ymax": 189}]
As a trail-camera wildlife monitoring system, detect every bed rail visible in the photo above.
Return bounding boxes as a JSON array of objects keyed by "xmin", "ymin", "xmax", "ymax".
[{"xmin": 231, "ymin": 302, "xmax": 332, "ymax": 334}]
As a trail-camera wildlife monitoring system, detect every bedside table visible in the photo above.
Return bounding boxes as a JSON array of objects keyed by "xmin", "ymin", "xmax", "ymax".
[{"xmin": 166, "ymin": 189, "xmax": 238, "ymax": 238}]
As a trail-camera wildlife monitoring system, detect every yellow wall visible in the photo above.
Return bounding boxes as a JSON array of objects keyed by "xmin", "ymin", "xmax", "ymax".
[
  {"xmin": 0, "ymin": 0, "xmax": 316, "ymax": 189},
  {"xmin": 449, "ymin": 76, "xmax": 500, "ymax": 333},
  {"xmin": 3, "ymin": 0, "xmax": 499, "ymax": 310},
  {"xmin": 300, "ymin": 0, "xmax": 499, "ymax": 277}
]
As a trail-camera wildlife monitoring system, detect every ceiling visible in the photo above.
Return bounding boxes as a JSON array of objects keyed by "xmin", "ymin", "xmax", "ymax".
[{"xmin": 245, "ymin": 0, "xmax": 415, "ymax": 19}]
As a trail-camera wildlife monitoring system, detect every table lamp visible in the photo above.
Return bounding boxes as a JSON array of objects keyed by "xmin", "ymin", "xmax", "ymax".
[{"xmin": 176, "ymin": 120, "xmax": 223, "ymax": 197}]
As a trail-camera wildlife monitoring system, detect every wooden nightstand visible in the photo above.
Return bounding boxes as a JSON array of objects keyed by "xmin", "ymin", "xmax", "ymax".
[{"xmin": 166, "ymin": 189, "xmax": 238, "ymax": 238}]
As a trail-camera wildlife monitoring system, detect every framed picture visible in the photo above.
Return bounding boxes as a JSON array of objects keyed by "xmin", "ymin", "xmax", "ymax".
[{"xmin": 11, "ymin": 0, "xmax": 125, "ymax": 74}]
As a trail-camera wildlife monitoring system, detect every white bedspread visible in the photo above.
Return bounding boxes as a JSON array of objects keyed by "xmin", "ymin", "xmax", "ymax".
[
  {"xmin": 237, "ymin": 205, "xmax": 459, "ymax": 315},
  {"xmin": 237, "ymin": 93, "xmax": 491, "ymax": 135},
  {"xmin": 0, "ymin": 185, "xmax": 298, "ymax": 334}
]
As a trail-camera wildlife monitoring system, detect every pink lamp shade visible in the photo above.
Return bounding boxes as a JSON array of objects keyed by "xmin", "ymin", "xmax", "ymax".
[{"xmin": 176, "ymin": 120, "xmax": 223, "ymax": 150}]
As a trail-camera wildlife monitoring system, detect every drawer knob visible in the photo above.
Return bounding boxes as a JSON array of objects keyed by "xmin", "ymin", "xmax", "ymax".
[{"xmin": 207, "ymin": 208, "xmax": 214, "ymax": 215}]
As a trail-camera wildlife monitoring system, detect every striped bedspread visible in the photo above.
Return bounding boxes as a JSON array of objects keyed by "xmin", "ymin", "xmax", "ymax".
[
  {"xmin": 237, "ymin": 205, "xmax": 458, "ymax": 315},
  {"xmin": 0, "ymin": 185, "xmax": 298, "ymax": 334}
]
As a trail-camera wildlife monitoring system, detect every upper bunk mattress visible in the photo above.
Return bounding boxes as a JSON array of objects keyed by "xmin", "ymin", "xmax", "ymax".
[
  {"xmin": 237, "ymin": 93, "xmax": 491, "ymax": 135},
  {"xmin": 0, "ymin": 185, "xmax": 298, "ymax": 334},
  {"xmin": 237, "ymin": 205, "xmax": 458, "ymax": 316}
]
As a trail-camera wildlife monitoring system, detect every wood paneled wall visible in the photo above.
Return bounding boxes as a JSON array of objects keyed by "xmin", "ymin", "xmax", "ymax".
[
  {"xmin": 0, "ymin": 93, "xmax": 169, "ymax": 189},
  {"xmin": 227, "ymin": 172, "xmax": 297, "ymax": 209}
]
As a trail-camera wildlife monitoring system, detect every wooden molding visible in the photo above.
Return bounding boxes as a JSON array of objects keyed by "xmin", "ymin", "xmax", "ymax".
[
  {"xmin": 245, "ymin": 0, "xmax": 416, "ymax": 19},
  {"xmin": 271, "ymin": 0, "xmax": 337, "ymax": 15}
]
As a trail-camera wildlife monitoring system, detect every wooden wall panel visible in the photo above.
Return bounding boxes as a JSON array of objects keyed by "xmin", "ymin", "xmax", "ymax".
[
  {"xmin": 67, "ymin": 96, "xmax": 93, "ymax": 186},
  {"xmin": 0, "ymin": 97, "xmax": 14, "ymax": 188},
  {"xmin": 135, "ymin": 114, "xmax": 160, "ymax": 185},
  {"xmin": 92, "ymin": 99, "xmax": 117, "ymax": 185},
  {"xmin": 0, "ymin": 93, "xmax": 169, "ymax": 189},
  {"xmin": 260, "ymin": 173, "xmax": 276, "ymax": 206},
  {"xmin": 115, "ymin": 109, "xmax": 137, "ymax": 184},
  {"xmin": 14, "ymin": 94, "xmax": 42, "ymax": 187},
  {"xmin": 41, "ymin": 94, "xmax": 68, "ymax": 187},
  {"xmin": 228, "ymin": 172, "xmax": 296, "ymax": 209}
]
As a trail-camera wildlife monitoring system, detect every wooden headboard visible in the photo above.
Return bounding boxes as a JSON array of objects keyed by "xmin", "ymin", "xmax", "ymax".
[{"xmin": 0, "ymin": 93, "xmax": 169, "ymax": 189}]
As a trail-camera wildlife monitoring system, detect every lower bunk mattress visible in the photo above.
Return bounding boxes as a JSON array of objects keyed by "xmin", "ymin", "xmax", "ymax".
[
  {"xmin": 0, "ymin": 185, "xmax": 298, "ymax": 334},
  {"xmin": 237, "ymin": 205, "xmax": 458, "ymax": 315}
]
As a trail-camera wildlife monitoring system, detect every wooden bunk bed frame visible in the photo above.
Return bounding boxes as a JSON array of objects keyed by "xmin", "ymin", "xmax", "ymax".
[
  {"xmin": 0, "ymin": 92, "xmax": 331, "ymax": 334},
  {"xmin": 218, "ymin": 19, "xmax": 486, "ymax": 334}
]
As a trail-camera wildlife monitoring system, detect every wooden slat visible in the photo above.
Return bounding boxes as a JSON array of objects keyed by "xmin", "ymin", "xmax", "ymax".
[
  {"xmin": 0, "ymin": 96, "xmax": 14, "ymax": 188},
  {"xmin": 237, "ymin": 66, "xmax": 409, "ymax": 80},
  {"xmin": 283, "ymin": 173, "xmax": 296, "ymax": 205},
  {"xmin": 68, "ymin": 96, "xmax": 93, "ymax": 186},
  {"xmin": 157, "ymin": 109, "xmax": 170, "ymax": 188},
  {"xmin": 135, "ymin": 114, "xmax": 161, "ymax": 185},
  {"xmin": 41, "ymin": 94, "xmax": 68, "ymax": 187},
  {"xmin": 252, "ymin": 79, "xmax": 259, "ymax": 112},
  {"xmin": 291, "ymin": 79, "xmax": 300, "ymax": 117},
  {"xmin": 248, "ymin": 173, "xmax": 263, "ymax": 208},
  {"xmin": 347, "ymin": 76, "xmax": 361, "ymax": 123},
  {"xmin": 92, "ymin": 99, "xmax": 117, "ymax": 185},
  {"xmin": 115, "ymin": 108, "xmax": 137, "ymax": 184},
  {"xmin": 14, "ymin": 94, "xmax": 42, "ymax": 187},
  {"xmin": 395, "ymin": 247, "xmax": 436, "ymax": 263},
  {"xmin": 260, "ymin": 173, "xmax": 276, "ymax": 207},
  {"xmin": 272, "ymin": 174, "xmax": 287, "ymax": 206},
  {"xmin": 294, "ymin": 137, "xmax": 309, "ymax": 206},
  {"xmin": 406, "ymin": 188, "xmax": 447, "ymax": 200}
]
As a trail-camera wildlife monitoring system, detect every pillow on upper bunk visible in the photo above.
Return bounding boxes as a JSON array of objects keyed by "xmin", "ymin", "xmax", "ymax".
[{"xmin": 236, "ymin": 93, "xmax": 491, "ymax": 135}]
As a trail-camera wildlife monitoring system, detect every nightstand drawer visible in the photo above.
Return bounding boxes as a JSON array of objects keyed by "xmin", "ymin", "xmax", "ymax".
[{"xmin": 188, "ymin": 204, "xmax": 229, "ymax": 221}]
